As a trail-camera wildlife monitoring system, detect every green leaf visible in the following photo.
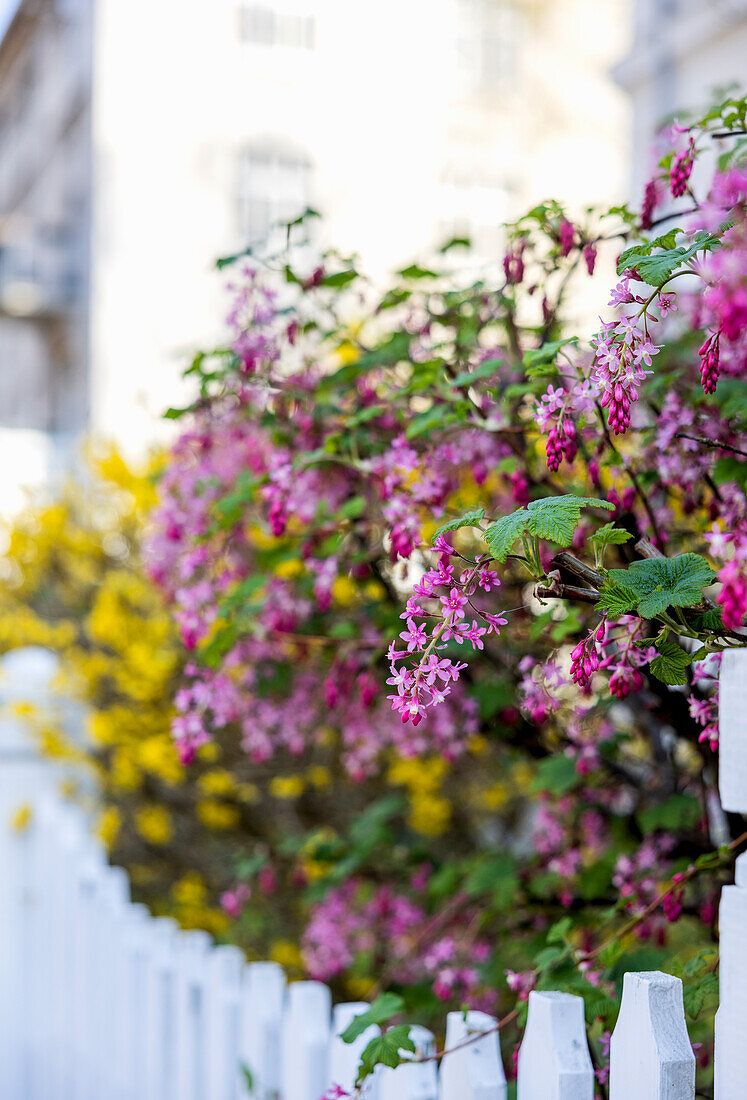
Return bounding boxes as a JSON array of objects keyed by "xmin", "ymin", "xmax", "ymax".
[
  {"xmin": 617, "ymin": 230, "xmax": 721, "ymax": 285},
  {"xmin": 649, "ymin": 637, "xmax": 692, "ymax": 686},
  {"xmin": 523, "ymin": 338, "xmax": 577, "ymax": 377},
  {"xmin": 595, "ymin": 580, "xmax": 640, "ymax": 617},
  {"xmin": 637, "ymin": 794, "xmax": 700, "ymax": 833},
  {"xmin": 483, "ymin": 510, "xmax": 532, "ymax": 563},
  {"xmin": 240, "ymin": 1063, "xmax": 255, "ymax": 1094},
  {"xmin": 713, "ymin": 455, "xmax": 747, "ymax": 490},
  {"xmin": 449, "ymin": 358, "xmax": 503, "ymax": 388},
  {"xmin": 337, "ymin": 496, "xmax": 366, "ymax": 520},
  {"xmin": 320, "ymin": 269, "xmax": 359, "ymax": 288},
  {"xmin": 483, "ymin": 496, "xmax": 614, "ymax": 563},
  {"xmin": 683, "ymin": 972, "xmax": 718, "ymax": 1021},
  {"xmin": 606, "ymin": 554, "xmax": 715, "ymax": 618},
  {"xmin": 691, "ymin": 608, "xmax": 726, "ymax": 632},
  {"xmin": 439, "ymin": 235, "xmax": 471, "ymax": 252},
  {"xmin": 405, "ymin": 404, "xmax": 457, "ymax": 439},
  {"xmin": 357, "ymin": 1027, "xmax": 415, "ymax": 1082},
  {"xmin": 547, "ymin": 917, "xmax": 573, "ymax": 943},
  {"xmin": 588, "ymin": 523, "xmax": 633, "ymax": 548},
  {"xmin": 531, "ymin": 755, "xmax": 578, "ymax": 795},
  {"xmin": 526, "ymin": 497, "xmax": 614, "ymax": 544},
  {"xmin": 340, "ymin": 993, "xmax": 404, "ymax": 1043},
  {"xmin": 433, "ymin": 508, "xmax": 486, "ymax": 541},
  {"xmin": 463, "ymin": 855, "xmax": 518, "ymax": 904},
  {"xmin": 397, "ymin": 263, "xmax": 439, "ymax": 280}
]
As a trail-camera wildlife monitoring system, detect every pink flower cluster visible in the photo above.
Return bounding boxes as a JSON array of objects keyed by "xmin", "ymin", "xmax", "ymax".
[
  {"xmin": 387, "ymin": 538, "xmax": 507, "ymax": 724},
  {"xmin": 302, "ymin": 881, "xmax": 494, "ymax": 1008},
  {"xmin": 591, "ymin": 306, "xmax": 659, "ymax": 435}
]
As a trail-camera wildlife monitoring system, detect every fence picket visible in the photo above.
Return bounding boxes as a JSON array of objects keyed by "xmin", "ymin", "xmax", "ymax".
[
  {"xmin": 377, "ymin": 1024, "xmax": 438, "ymax": 1100},
  {"xmin": 439, "ymin": 1010, "xmax": 507, "ymax": 1100},
  {"xmin": 281, "ymin": 979, "xmax": 332, "ymax": 1100},
  {"xmin": 144, "ymin": 917, "xmax": 179, "ymax": 1100},
  {"xmin": 715, "ymin": 852, "xmax": 747, "ymax": 1099},
  {"xmin": 517, "ymin": 990, "xmax": 593, "ymax": 1099},
  {"xmin": 609, "ymin": 971, "xmax": 694, "ymax": 1099},
  {"xmin": 205, "ymin": 945, "xmax": 245, "ymax": 1100},
  {"xmin": 240, "ymin": 960, "xmax": 286, "ymax": 1099},
  {"xmin": 329, "ymin": 1002, "xmax": 381, "ymax": 1098},
  {"xmin": 174, "ymin": 929, "xmax": 212, "ymax": 1100},
  {"xmin": 4, "ymin": 647, "xmax": 745, "ymax": 1100}
]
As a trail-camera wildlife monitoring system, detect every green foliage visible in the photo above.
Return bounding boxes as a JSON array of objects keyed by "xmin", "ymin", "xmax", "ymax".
[
  {"xmin": 605, "ymin": 554, "xmax": 715, "ymax": 618},
  {"xmin": 483, "ymin": 496, "xmax": 614, "ymax": 563},
  {"xmin": 588, "ymin": 523, "xmax": 633, "ymax": 549},
  {"xmin": 531, "ymin": 755, "xmax": 578, "ymax": 795},
  {"xmin": 637, "ymin": 794, "xmax": 701, "ymax": 833},
  {"xmin": 617, "ymin": 230, "xmax": 722, "ymax": 286},
  {"xmin": 340, "ymin": 993, "xmax": 405, "ymax": 1043},
  {"xmin": 523, "ymin": 338, "xmax": 577, "ymax": 378},
  {"xmin": 433, "ymin": 508, "xmax": 486, "ymax": 540},
  {"xmin": 649, "ymin": 636, "xmax": 693, "ymax": 686},
  {"xmin": 357, "ymin": 1027, "xmax": 416, "ymax": 1081}
]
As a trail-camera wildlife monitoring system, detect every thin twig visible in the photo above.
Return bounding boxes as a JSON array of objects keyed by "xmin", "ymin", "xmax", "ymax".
[{"xmin": 676, "ymin": 433, "xmax": 747, "ymax": 458}]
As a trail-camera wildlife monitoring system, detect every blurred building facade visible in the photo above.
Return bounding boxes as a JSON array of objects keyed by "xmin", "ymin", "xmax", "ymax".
[
  {"xmin": 0, "ymin": 0, "xmax": 632, "ymax": 503},
  {"xmin": 0, "ymin": 0, "xmax": 91, "ymax": 510},
  {"xmin": 614, "ymin": 0, "xmax": 747, "ymax": 198}
]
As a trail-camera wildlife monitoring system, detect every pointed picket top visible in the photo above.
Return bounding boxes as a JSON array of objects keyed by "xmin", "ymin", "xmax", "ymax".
[
  {"xmin": 329, "ymin": 1001, "xmax": 381, "ymax": 1098},
  {"xmin": 609, "ymin": 972, "xmax": 694, "ymax": 1100},
  {"xmin": 377, "ymin": 1023, "xmax": 438, "ymax": 1100},
  {"xmin": 517, "ymin": 991, "xmax": 593, "ymax": 1099},
  {"xmin": 718, "ymin": 648, "xmax": 747, "ymax": 812},
  {"xmin": 281, "ymin": 980, "xmax": 332, "ymax": 1100},
  {"xmin": 439, "ymin": 1010, "xmax": 507, "ymax": 1100}
]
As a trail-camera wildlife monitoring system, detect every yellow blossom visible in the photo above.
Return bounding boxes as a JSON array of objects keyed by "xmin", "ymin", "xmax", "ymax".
[
  {"xmin": 96, "ymin": 806, "xmax": 122, "ymax": 850},
  {"xmin": 270, "ymin": 940, "xmax": 304, "ymax": 971},
  {"xmin": 269, "ymin": 775, "xmax": 305, "ymax": 800},
  {"xmin": 135, "ymin": 805, "xmax": 174, "ymax": 846},
  {"xmin": 196, "ymin": 800, "xmax": 240, "ymax": 831},
  {"xmin": 10, "ymin": 802, "xmax": 32, "ymax": 833},
  {"xmin": 306, "ymin": 765, "xmax": 332, "ymax": 788}
]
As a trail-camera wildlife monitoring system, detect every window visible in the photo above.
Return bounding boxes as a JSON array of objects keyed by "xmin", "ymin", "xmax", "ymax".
[
  {"xmin": 236, "ymin": 143, "xmax": 312, "ymax": 245},
  {"xmin": 456, "ymin": 0, "xmax": 518, "ymax": 94},
  {"xmin": 238, "ymin": 4, "xmax": 315, "ymax": 49}
]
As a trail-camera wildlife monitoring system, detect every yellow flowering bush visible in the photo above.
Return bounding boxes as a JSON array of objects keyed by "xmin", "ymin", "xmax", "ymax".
[{"xmin": 0, "ymin": 447, "xmax": 530, "ymax": 1001}]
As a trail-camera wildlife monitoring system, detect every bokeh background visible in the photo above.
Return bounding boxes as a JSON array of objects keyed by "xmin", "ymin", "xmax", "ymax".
[{"xmin": 0, "ymin": 0, "xmax": 744, "ymax": 506}]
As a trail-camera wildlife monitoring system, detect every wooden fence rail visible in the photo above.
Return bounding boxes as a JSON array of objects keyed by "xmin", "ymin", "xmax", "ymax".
[{"xmin": 0, "ymin": 645, "xmax": 744, "ymax": 1098}]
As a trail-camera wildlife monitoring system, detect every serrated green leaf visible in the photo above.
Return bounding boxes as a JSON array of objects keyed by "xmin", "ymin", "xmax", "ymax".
[
  {"xmin": 483, "ymin": 511, "xmax": 531, "ymax": 563},
  {"xmin": 595, "ymin": 580, "xmax": 640, "ymax": 617},
  {"xmin": 482, "ymin": 496, "xmax": 613, "ymax": 562},
  {"xmin": 618, "ymin": 230, "xmax": 721, "ymax": 285},
  {"xmin": 691, "ymin": 608, "xmax": 726, "ymax": 632},
  {"xmin": 588, "ymin": 523, "xmax": 633, "ymax": 548},
  {"xmin": 649, "ymin": 636, "xmax": 692, "ymax": 685},
  {"xmin": 525, "ymin": 496, "xmax": 614, "ymax": 545},
  {"xmin": 433, "ymin": 508, "xmax": 486, "ymax": 541},
  {"xmin": 357, "ymin": 1027, "xmax": 415, "ymax": 1082},
  {"xmin": 606, "ymin": 554, "xmax": 715, "ymax": 618},
  {"xmin": 340, "ymin": 993, "xmax": 404, "ymax": 1044}
]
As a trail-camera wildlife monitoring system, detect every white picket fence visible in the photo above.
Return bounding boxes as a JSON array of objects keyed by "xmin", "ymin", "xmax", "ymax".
[{"xmin": 0, "ymin": 645, "xmax": 745, "ymax": 1100}]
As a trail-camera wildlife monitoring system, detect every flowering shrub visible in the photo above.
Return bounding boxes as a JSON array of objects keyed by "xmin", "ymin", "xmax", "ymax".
[{"xmin": 144, "ymin": 96, "xmax": 747, "ymax": 1089}]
